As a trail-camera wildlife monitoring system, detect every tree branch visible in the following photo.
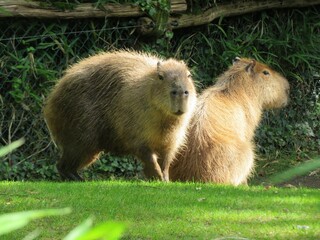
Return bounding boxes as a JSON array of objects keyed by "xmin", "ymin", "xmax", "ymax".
[
  {"xmin": 0, "ymin": 0, "xmax": 186, "ymax": 18},
  {"xmin": 170, "ymin": 0, "xmax": 320, "ymax": 29},
  {"xmin": 0, "ymin": 0, "xmax": 319, "ymax": 33}
]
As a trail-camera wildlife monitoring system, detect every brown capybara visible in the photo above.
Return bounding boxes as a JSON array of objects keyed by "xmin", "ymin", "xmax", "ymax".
[
  {"xmin": 43, "ymin": 50, "xmax": 197, "ymax": 181},
  {"xmin": 170, "ymin": 57, "xmax": 290, "ymax": 185}
]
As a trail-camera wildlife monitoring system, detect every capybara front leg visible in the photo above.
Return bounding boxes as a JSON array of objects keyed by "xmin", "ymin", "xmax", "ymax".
[
  {"xmin": 138, "ymin": 147, "xmax": 163, "ymax": 181},
  {"xmin": 161, "ymin": 156, "xmax": 172, "ymax": 182}
]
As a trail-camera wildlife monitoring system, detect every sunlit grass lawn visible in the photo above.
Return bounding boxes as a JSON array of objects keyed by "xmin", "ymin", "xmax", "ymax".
[{"xmin": 0, "ymin": 181, "xmax": 319, "ymax": 239}]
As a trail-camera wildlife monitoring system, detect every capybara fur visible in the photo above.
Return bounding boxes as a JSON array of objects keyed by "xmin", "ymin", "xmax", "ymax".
[
  {"xmin": 43, "ymin": 50, "xmax": 197, "ymax": 181},
  {"xmin": 170, "ymin": 57, "xmax": 290, "ymax": 185}
]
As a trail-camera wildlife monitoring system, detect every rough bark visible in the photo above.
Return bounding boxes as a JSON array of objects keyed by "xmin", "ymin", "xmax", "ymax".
[
  {"xmin": 169, "ymin": 0, "xmax": 320, "ymax": 29},
  {"xmin": 0, "ymin": 0, "xmax": 319, "ymax": 32},
  {"xmin": 0, "ymin": 0, "xmax": 186, "ymax": 18}
]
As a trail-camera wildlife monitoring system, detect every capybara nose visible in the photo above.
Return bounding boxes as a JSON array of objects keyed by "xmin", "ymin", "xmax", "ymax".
[
  {"xmin": 171, "ymin": 90, "xmax": 178, "ymax": 96},
  {"xmin": 171, "ymin": 89, "xmax": 189, "ymax": 97},
  {"xmin": 174, "ymin": 110, "xmax": 184, "ymax": 115}
]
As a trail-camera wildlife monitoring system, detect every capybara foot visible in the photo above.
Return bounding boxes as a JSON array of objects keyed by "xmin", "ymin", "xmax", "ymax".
[
  {"xmin": 143, "ymin": 173, "xmax": 163, "ymax": 181},
  {"xmin": 57, "ymin": 166, "xmax": 84, "ymax": 181},
  {"xmin": 142, "ymin": 168, "xmax": 163, "ymax": 181},
  {"xmin": 59, "ymin": 171, "xmax": 84, "ymax": 181},
  {"xmin": 162, "ymin": 171, "xmax": 169, "ymax": 182}
]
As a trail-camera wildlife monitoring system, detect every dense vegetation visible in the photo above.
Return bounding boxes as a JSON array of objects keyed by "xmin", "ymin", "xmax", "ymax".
[{"xmin": 0, "ymin": 4, "xmax": 319, "ymax": 181}]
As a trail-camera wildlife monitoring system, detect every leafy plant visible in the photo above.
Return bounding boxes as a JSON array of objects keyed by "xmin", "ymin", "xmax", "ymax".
[
  {"xmin": 64, "ymin": 218, "xmax": 124, "ymax": 240},
  {"xmin": 0, "ymin": 208, "xmax": 124, "ymax": 240},
  {"xmin": 137, "ymin": 0, "xmax": 170, "ymax": 18},
  {"xmin": 0, "ymin": 208, "xmax": 71, "ymax": 236}
]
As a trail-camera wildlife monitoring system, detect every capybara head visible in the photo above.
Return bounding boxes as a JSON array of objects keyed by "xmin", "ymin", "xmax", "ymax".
[
  {"xmin": 150, "ymin": 59, "xmax": 197, "ymax": 116},
  {"xmin": 222, "ymin": 57, "xmax": 290, "ymax": 109}
]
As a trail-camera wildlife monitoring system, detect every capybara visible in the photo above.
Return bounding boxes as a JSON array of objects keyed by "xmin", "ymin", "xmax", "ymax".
[
  {"xmin": 43, "ymin": 50, "xmax": 197, "ymax": 181},
  {"xmin": 170, "ymin": 57, "xmax": 290, "ymax": 185}
]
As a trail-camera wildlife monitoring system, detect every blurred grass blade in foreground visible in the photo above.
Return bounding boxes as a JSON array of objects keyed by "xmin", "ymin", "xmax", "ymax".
[
  {"xmin": 269, "ymin": 157, "xmax": 320, "ymax": 184},
  {"xmin": 0, "ymin": 208, "xmax": 71, "ymax": 236},
  {"xmin": 0, "ymin": 138, "xmax": 25, "ymax": 157}
]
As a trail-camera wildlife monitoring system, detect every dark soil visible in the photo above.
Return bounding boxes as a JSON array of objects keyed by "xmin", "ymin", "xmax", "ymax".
[
  {"xmin": 252, "ymin": 171, "xmax": 320, "ymax": 189},
  {"xmin": 252, "ymin": 156, "xmax": 320, "ymax": 189},
  {"xmin": 277, "ymin": 174, "xmax": 320, "ymax": 189}
]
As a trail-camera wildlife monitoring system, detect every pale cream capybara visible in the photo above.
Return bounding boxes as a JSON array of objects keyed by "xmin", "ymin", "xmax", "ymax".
[
  {"xmin": 43, "ymin": 50, "xmax": 197, "ymax": 181},
  {"xmin": 170, "ymin": 57, "xmax": 290, "ymax": 185}
]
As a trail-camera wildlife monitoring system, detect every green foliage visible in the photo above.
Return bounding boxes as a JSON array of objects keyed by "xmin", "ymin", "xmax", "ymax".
[
  {"xmin": 137, "ymin": 0, "xmax": 170, "ymax": 18},
  {"xmin": 0, "ymin": 6, "xmax": 11, "ymax": 16},
  {"xmin": 0, "ymin": 7, "xmax": 319, "ymax": 181},
  {"xmin": 64, "ymin": 218, "xmax": 124, "ymax": 240},
  {"xmin": 0, "ymin": 208, "xmax": 71, "ymax": 236},
  {"xmin": 137, "ymin": 0, "xmax": 172, "ymax": 36},
  {"xmin": 0, "ymin": 208, "xmax": 124, "ymax": 240},
  {"xmin": 84, "ymin": 154, "xmax": 143, "ymax": 180}
]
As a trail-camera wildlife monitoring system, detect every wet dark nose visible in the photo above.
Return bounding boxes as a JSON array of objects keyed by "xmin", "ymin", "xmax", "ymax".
[
  {"xmin": 174, "ymin": 110, "xmax": 184, "ymax": 115},
  {"xmin": 171, "ymin": 90, "xmax": 189, "ymax": 97}
]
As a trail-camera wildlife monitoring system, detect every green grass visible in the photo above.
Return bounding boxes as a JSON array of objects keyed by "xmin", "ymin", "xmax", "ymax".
[{"xmin": 0, "ymin": 181, "xmax": 319, "ymax": 239}]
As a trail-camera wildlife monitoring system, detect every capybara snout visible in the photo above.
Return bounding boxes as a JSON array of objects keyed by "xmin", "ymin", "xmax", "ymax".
[
  {"xmin": 232, "ymin": 58, "xmax": 290, "ymax": 109},
  {"xmin": 170, "ymin": 84, "xmax": 192, "ymax": 115},
  {"xmin": 154, "ymin": 59, "xmax": 196, "ymax": 117}
]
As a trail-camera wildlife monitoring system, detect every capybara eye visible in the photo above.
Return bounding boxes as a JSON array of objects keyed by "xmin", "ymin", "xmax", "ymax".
[
  {"xmin": 263, "ymin": 70, "xmax": 270, "ymax": 75},
  {"xmin": 187, "ymin": 74, "xmax": 192, "ymax": 78},
  {"xmin": 171, "ymin": 90, "xmax": 178, "ymax": 96},
  {"xmin": 159, "ymin": 75, "xmax": 164, "ymax": 80},
  {"xmin": 184, "ymin": 91, "xmax": 189, "ymax": 96}
]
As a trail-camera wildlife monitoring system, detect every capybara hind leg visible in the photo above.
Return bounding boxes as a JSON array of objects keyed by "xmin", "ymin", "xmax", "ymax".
[
  {"xmin": 138, "ymin": 147, "xmax": 163, "ymax": 181},
  {"xmin": 57, "ymin": 148, "xmax": 99, "ymax": 181},
  {"xmin": 56, "ymin": 161, "xmax": 84, "ymax": 181},
  {"xmin": 57, "ymin": 163, "xmax": 84, "ymax": 181},
  {"xmin": 56, "ymin": 151, "xmax": 86, "ymax": 181}
]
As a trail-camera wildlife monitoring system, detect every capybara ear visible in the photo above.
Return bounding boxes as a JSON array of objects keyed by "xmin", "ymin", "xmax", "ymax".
[
  {"xmin": 245, "ymin": 60, "xmax": 256, "ymax": 73},
  {"xmin": 232, "ymin": 57, "xmax": 241, "ymax": 65},
  {"xmin": 157, "ymin": 61, "xmax": 164, "ymax": 80}
]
